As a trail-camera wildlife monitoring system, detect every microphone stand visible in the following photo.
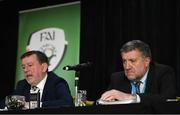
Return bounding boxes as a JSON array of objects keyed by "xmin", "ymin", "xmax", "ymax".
[
  {"xmin": 63, "ymin": 64, "xmax": 91, "ymax": 106},
  {"xmin": 74, "ymin": 71, "xmax": 79, "ymax": 107},
  {"xmin": 74, "ymin": 71, "xmax": 86, "ymax": 107}
]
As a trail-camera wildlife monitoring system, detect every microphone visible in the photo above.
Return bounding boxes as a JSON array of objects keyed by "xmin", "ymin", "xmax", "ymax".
[
  {"xmin": 29, "ymin": 86, "xmax": 40, "ymax": 109},
  {"xmin": 63, "ymin": 62, "xmax": 92, "ymax": 71}
]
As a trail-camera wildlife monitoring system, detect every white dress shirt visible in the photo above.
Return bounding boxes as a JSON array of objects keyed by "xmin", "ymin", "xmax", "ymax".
[{"xmin": 36, "ymin": 73, "xmax": 48, "ymax": 105}]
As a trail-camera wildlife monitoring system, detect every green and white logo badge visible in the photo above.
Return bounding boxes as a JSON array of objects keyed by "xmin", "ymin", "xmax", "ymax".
[{"xmin": 27, "ymin": 27, "xmax": 68, "ymax": 71}]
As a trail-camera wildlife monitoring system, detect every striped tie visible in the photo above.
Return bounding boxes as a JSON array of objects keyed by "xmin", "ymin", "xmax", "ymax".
[{"xmin": 135, "ymin": 81, "xmax": 142, "ymax": 94}]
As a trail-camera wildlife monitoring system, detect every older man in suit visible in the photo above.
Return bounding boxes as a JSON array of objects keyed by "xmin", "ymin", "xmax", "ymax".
[
  {"xmin": 100, "ymin": 40, "xmax": 177, "ymax": 104},
  {"xmin": 0, "ymin": 50, "xmax": 73, "ymax": 109}
]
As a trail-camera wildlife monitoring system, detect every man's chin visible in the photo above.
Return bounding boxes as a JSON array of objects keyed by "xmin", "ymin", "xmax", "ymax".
[
  {"xmin": 26, "ymin": 78, "xmax": 34, "ymax": 85},
  {"xmin": 127, "ymin": 76, "xmax": 136, "ymax": 81}
]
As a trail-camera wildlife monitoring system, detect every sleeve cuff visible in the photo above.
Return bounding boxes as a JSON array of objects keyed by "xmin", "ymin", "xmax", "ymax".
[{"xmin": 136, "ymin": 94, "xmax": 141, "ymax": 103}]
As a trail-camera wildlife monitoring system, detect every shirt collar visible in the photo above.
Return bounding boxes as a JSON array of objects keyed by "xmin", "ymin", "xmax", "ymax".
[
  {"xmin": 36, "ymin": 73, "xmax": 48, "ymax": 90},
  {"xmin": 139, "ymin": 68, "xmax": 149, "ymax": 84},
  {"xmin": 132, "ymin": 68, "xmax": 149, "ymax": 84}
]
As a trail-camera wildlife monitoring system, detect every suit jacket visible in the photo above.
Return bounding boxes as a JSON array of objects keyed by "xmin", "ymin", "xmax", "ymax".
[
  {"xmin": 108, "ymin": 62, "xmax": 178, "ymax": 104},
  {"xmin": 0, "ymin": 72, "xmax": 74, "ymax": 108}
]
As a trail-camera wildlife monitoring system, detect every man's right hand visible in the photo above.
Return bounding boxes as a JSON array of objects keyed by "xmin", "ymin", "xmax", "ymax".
[{"xmin": 100, "ymin": 89, "xmax": 136, "ymax": 101}]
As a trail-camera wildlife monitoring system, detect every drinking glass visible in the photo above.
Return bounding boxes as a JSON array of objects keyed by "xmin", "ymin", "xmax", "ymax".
[
  {"xmin": 5, "ymin": 95, "xmax": 25, "ymax": 110},
  {"xmin": 77, "ymin": 90, "xmax": 87, "ymax": 106}
]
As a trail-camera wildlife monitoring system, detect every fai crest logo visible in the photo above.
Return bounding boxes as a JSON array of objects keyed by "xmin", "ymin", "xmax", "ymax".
[{"xmin": 27, "ymin": 27, "xmax": 68, "ymax": 71}]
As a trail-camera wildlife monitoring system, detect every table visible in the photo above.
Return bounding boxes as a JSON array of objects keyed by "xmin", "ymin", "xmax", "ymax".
[{"xmin": 0, "ymin": 101, "xmax": 180, "ymax": 114}]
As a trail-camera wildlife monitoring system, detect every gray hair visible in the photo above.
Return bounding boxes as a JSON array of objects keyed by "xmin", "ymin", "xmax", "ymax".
[{"xmin": 120, "ymin": 40, "xmax": 152, "ymax": 59}]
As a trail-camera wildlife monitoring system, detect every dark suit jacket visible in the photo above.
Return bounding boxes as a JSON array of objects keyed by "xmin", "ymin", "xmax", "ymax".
[
  {"xmin": 108, "ymin": 62, "xmax": 178, "ymax": 104},
  {"xmin": 0, "ymin": 72, "xmax": 74, "ymax": 108}
]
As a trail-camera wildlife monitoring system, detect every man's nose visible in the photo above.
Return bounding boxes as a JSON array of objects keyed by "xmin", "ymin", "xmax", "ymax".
[
  {"xmin": 24, "ymin": 67, "xmax": 30, "ymax": 73},
  {"xmin": 124, "ymin": 62, "xmax": 132, "ymax": 69}
]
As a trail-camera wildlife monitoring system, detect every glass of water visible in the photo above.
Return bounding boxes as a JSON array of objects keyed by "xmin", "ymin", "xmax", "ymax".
[
  {"xmin": 77, "ymin": 90, "xmax": 87, "ymax": 106},
  {"xmin": 5, "ymin": 95, "xmax": 25, "ymax": 110}
]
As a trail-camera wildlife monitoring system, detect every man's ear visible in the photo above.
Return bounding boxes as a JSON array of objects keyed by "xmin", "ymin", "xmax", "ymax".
[
  {"xmin": 145, "ymin": 57, "xmax": 151, "ymax": 67},
  {"xmin": 42, "ymin": 63, "xmax": 48, "ymax": 72}
]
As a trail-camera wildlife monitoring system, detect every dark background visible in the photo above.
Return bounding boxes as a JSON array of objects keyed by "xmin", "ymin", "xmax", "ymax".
[{"xmin": 0, "ymin": 0, "xmax": 179, "ymax": 101}]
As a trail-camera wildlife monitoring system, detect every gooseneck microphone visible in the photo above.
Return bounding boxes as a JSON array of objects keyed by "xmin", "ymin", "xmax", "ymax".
[{"xmin": 63, "ymin": 62, "xmax": 92, "ymax": 71}]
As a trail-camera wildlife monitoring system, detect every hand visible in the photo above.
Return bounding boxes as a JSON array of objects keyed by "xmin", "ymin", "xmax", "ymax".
[{"xmin": 100, "ymin": 89, "xmax": 135, "ymax": 101}]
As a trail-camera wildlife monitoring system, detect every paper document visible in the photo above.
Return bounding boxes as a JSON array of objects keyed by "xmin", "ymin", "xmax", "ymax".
[{"xmin": 97, "ymin": 99, "xmax": 135, "ymax": 105}]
